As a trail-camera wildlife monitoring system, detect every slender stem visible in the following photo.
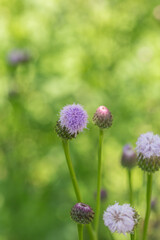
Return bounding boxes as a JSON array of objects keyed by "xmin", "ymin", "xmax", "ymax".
[
  {"xmin": 142, "ymin": 173, "xmax": 153, "ymax": 240},
  {"xmin": 62, "ymin": 139, "xmax": 82, "ymax": 202},
  {"xmin": 108, "ymin": 229, "xmax": 115, "ymax": 240},
  {"xmin": 87, "ymin": 225, "xmax": 97, "ymax": 240},
  {"xmin": 94, "ymin": 128, "xmax": 104, "ymax": 234},
  {"xmin": 143, "ymin": 172, "xmax": 146, "ymax": 187},
  {"xmin": 136, "ymin": 227, "xmax": 139, "ymax": 240},
  {"xmin": 128, "ymin": 169, "xmax": 133, "ymax": 205},
  {"xmin": 62, "ymin": 140, "xmax": 96, "ymax": 240},
  {"xmin": 77, "ymin": 224, "xmax": 83, "ymax": 240},
  {"xmin": 130, "ymin": 232, "xmax": 135, "ymax": 240}
]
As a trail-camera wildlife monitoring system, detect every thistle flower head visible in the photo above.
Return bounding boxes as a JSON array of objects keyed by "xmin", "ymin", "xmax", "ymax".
[
  {"xmin": 94, "ymin": 189, "xmax": 107, "ymax": 201},
  {"xmin": 92, "ymin": 106, "xmax": 113, "ymax": 129},
  {"xmin": 55, "ymin": 104, "xmax": 88, "ymax": 139},
  {"xmin": 70, "ymin": 203, "xmax": 94, "ymax": 224},
  {"xmin": 136, "ymin": 132, "xmax": 160, "ymax": 172},
  {"xmin": 103, "ymin": 203, "xmax": 139, "ymax": 235},
  {"xmin": 151, "ymin": 198, "xmax": 157, "ymax": 211},
  {"xmin": 121, "ymin": 144, "xmax": 137, "ymax": 169},
  {"xmin": 7, "ymin": 49, "xmax": 31, "ymax": 66}
]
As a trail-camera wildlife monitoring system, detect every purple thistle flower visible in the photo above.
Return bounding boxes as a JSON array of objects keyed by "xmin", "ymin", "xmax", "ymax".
[
  {"xmin": 103, "ymin": 203, "xmax": 139, "ymax": 235},
  {"xmin": 121, "ymin": 144, "xmax": 137, "ymax": 169},
  {"xmin": 136, "ymin": 132, "xmax": 160, "ymax": 172},
  {"xmin": 7, "ymin": 49, "xmax": 31, "ymax": 66},
  {"xmin": 60, "ymin": 104, "xmax": 88, "ymax": 136},
  {"xmin": 136, "ymin": 132, "xmax": 160, "ymax": 159},
  {"xmin": 70, "ymin": 203, "xmax": 95, "ymax": 224}
]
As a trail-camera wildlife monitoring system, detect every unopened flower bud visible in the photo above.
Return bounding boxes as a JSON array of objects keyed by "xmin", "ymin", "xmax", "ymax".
[
  {"xmin": 136, "ymin": 132, "xmax": 160, "ymax": 173},
  {"xmin": 70, "ymin": 203, "xmax": 95, "ymax": 224},
  {"xmin": 121, "ymin": 144, "xmax": 137, "ymax": 169},
  {"xmin": 92, "ymin": 106, "xmax": 113, "ymax": 129}
]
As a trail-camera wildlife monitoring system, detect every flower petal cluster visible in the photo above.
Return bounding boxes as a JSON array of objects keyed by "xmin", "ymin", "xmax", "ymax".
[
  {"xmin": 103, "ymin": 203, "xmax": 138, "ymax": 235},
  {"xmin": 136, "ymin": 132, "xmax": 160, "ymax": 159},
  {"xmin": 136, "ymin": 132, "xmax": 160, "ymax": 172},
  {"xmin": 60, "ymin": 104, "xmax": 88, "ymax": 135},
  {"xmin": 55, "ymin": 104, "xmax": 88, "ymax": 139}
]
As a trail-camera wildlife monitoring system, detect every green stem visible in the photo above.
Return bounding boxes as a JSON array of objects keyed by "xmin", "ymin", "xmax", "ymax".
[
  {"xmin": 87, "ymin": 224, "xmax": 97, "ymax": 240},
  {"xmin": 128, "ymin": 169, "xmax": 133, "ymax": 205},
  {"xmin": 143, "ymin": 172, "xmax": 146, "ymax": 187},
  {"xmin": 62, "ymin": 139, "xmax": 82, "ymax": 202},
  {"xmin": 62, "ymin": 140, "xmax": 97, "ymax": 240},
  {"xmin": 77, "ymin": 224, "xmax": 83, "ymax": 240},
  {"xmin": 108, "ymin": 229, "xmax": 115, "ymax": 240},
  {"xmin": 94, "ymin": 128, "xmax": 104, "ymax": 234},
  {"xmin": 142, "ymin": 173, "xmax": 153, "ymax": 240},
  {"xmin": 130, "ymin": 232, "xmax": 135, "ymax": 240}
]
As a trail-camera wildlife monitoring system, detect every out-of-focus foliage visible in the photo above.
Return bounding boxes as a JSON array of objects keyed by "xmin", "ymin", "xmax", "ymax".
[{"xmin": 0, "ymin": 0, "xmax": 160, "ymax": 239}]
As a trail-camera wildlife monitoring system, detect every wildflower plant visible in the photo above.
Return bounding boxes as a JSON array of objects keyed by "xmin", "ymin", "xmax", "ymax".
[
  {"xmin": 121, "ymin": 144, "xmax": 137, "ymax": 205},
  {"xmin": 92, "ymin": 106, "xmax": 113, "ymax": 236},
  {"xmin": 55, "ymin": 104, "xmax": 88, "ymax": 202},
  {"xmin": 136, "ymin": 132, "xmax": 160, "ymax": 172},
  {"xmin": 55, "ymin": 103, "xmax": 160, "ymax": 240},
  {"xmin": 55, "ymin": 104, "xmax": 96, "ymax": 240},
  {"xmin": 136, "ymin": 132, "xmax": 160, "ymax": 240}
]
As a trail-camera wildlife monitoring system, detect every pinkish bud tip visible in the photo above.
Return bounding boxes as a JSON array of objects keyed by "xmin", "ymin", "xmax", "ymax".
[
  {"xmin": 97, "ymin": 106, "xmax": 109, "ymax": 115},
  {"xmin": 93, "ymin": 106, "xmax": 113, "ymax": 129}
]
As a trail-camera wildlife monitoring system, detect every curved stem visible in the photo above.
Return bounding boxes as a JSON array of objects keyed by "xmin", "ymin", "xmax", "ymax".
[
  {"xmin": 77, "ymin": 224, "xmax": 83, "ymax": 240},
  {"xmin": 142, "ymin": 173, "xmax": 152, "ymax": 240},
  {"xmin": 62, "ymin": 139, "xmax": 82, "ymax": 202},
  {"xmin": 128, "ymin": 169, "xmax": 133, "ymax": 205},
  {"xmin": 62, "ymin": 140, "xmax": 96, "ymax": 240},
  {"xmin": 94, "ymin": 128, "xmax": 104, "ymax": 234}
]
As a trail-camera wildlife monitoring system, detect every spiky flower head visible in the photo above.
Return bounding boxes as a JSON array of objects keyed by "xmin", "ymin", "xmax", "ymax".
[
  {"xmin": 92, "ymin": 106, "xmax": 113, "ymax": 129},
  {"xmin": 103, "ymin": 203, "xmax": 139, "ymax": 235},
  {"xmin": 136, "ymin": 132, "xmax": 160, "ymax": 173},
  {"xmin": 71, "ymin": 203, "xmax": 95, "ymax": 224},
  {"xmin": 121, "ymin": 144, "xmax": 137, "ymax": 169},
  {"xmin": 55, "ymin": 104, "xmax": 88, "ymax": 140}
]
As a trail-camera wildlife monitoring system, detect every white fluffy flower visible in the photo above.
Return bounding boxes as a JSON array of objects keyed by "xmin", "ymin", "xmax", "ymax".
[
  {"xmin": 103, "ymin": 203, "xmax": 138, "ymax": 235},
  {"xmin": 136, "ymin": 132, "xmax": 160, "ymax": 159}
]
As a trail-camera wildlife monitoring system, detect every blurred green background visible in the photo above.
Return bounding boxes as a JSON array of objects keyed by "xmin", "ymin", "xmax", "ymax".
[{"xmin": 0, "ymin": 0, "xmax": 160, "ymax": 239}]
